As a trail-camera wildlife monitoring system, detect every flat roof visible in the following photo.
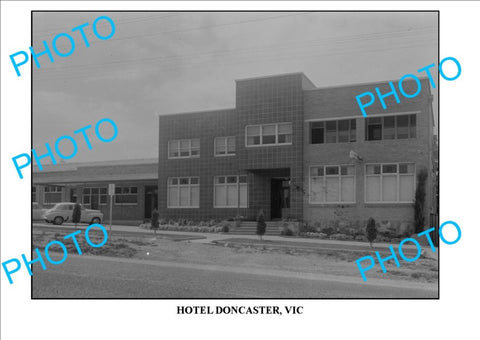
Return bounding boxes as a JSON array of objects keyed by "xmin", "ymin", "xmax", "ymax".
[{"xmin": 33, "ymin": 158, "xmax": 158, "ymax": 173}]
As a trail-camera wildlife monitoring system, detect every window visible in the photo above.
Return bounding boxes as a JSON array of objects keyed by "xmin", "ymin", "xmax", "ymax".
[
  {"xmin": 168, "ymin": 139, "xmax": 200, "ymax": 159},
  {"xmin": 246, "ymin": 123, "xmax": 292, "ymax": 146},
  {"xmin": 32, "ymin": 186, "xmax": 37, "ymax": 202},
  {"xmin": 309, "ymin": 165, "xmax": 355, "ymax": 203},
  {"xmin": 83, "ymin": 187, "xmax": 108, "ymax": 207},
  {"xmin": 114, "ymin": 186, "xmax": 138, "ymax": 205},
  {"xmin": 365, "ymin": 163, "xmax": 415, "ymax": 203},
  {"xmin": 168, "ymin": 177, "xmax": 199, "ymax": 208},
  {"xmin": 214, "ymin": 175, "xmax": 248, "ymax": 208},
  {"xmin": 214, "ymin": 136, "xmax": 236, "ymax": 156},
  {"xmin": 310, "ymin": 119, "xmax": 356, "ymax": 144},
  {"xmin": 365, "ymin": 114, "xmax": 416, "ymax": 141},
  {"xmin": 44, "ymin": 185, "xmax": 63, "ymax": 204}
]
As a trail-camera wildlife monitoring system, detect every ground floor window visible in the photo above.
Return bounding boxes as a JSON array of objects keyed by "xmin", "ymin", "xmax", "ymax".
[
  {"xmin": 32, "ymin": 186, "xmax": 37, "ymax": 202},
  {"xmin": 214, "ymin": 175, "xmax": 248, "ymax": 208},
  {"xmin": 168, "ymin": 177, "xmax": 199, "ymax": 208},
  {"xmin": 83, "ymin": 187, "xmax": 108, "ymax": 208},
  {"xmin": 44, "ymin": 185, "xmax": 63, "ymax": 204},
  {"xmin": 309, "ymin": 165, "xmax": 355, "ymax": 203},
  {"xmin": 365, "ymin": 163, "xmax": 415, "ymax": 203},
  {"xmin": 114, "ymin": 186, "xmax": 138, "ymax": 205}
]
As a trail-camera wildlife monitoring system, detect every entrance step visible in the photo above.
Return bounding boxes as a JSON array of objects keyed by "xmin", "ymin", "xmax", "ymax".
[{"xmin": 230, "ymin": 221, "xmax": 283, "ymax": 236}]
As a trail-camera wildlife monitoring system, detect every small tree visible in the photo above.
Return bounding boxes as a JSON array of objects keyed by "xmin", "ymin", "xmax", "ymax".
[
  {"xmin": 256, "ymin": 210, "xmax": 266, "ymax": 240},
  {"xmin": 414, "ymin": 169, "xmax": 428, "ymax": 233},
  {"xmin": 151, "ymin": 208, "xmax": 159, "ymax": 234},
  {"xmin": 72, "ymin": 202, "xmax": 81, "ymax": 228},
  {"xmin": 366, "ymin": 217, "xmax": 377, "ymax": 248}
]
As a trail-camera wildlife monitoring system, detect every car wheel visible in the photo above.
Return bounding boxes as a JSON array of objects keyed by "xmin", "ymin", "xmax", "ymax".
[
  {"xmin": 90, "ymin": 217, "xmax": 101, "ymax": 225},
  {"xmin": 53, "ymin": 216, "xmax": 64, "ymax": 225}
]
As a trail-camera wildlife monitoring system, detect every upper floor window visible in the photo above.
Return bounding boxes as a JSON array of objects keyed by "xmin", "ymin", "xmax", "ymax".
[
  {"xmin": 365, "ymin": 114, "xmax": 416, "ymax": 141},
  {"xmin": 310, "ymin": 119, "xmax": 356, "ymax": 144},
  {"xmin": 168, "ymin": 139, "xmax": 200, "ymax": 159},
  {"xmin": 215, "ymin": 136, "xmax": 236, "ymax": 156},
  {"xmin": 246, "ymin": 122, "xmax": 292, "ymax": 147},
  {"xmin": 32, "ymin": 186, "xmax": 37, "ymax": 202},
  {"xmin": 114, "ymin": 186, "xmax": 138, "ymax": 205},
  {"xmin": 365, "ymin": 163, "xmax": 415, "ymax": 203}
]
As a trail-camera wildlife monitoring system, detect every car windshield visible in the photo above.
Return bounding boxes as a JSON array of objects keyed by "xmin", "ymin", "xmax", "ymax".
[{"xmin": 53, "ymin": 203, "xmax": 72, "ymax": 210}]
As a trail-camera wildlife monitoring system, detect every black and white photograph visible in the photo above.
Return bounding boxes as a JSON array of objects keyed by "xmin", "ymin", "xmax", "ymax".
[
  {"xmin": 2, "ymin": 1, "xmax": 479, "ymax": 339},
  {"xmin": 29, "ymin": 10, "xmax": 439, "ymax": 299}
]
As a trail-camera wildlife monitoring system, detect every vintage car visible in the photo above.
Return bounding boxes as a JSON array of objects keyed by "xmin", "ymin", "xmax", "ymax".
[{"xmin": 43, "ymin": 202, "xmax": 103, "ymax": 225}]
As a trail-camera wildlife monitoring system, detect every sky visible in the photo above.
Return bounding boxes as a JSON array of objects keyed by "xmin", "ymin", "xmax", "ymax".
[{"xmin": 32, "ymin": 11, "xmax": 438, "ymax": 163}]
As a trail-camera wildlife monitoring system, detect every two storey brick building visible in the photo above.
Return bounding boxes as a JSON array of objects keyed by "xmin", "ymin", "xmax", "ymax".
[{"xmin": 158, "ymin": 72, "xmax": 435, "ymax": 227}]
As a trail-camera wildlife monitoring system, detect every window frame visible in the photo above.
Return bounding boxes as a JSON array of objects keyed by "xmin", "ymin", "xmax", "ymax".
[
  {"xmin": 32, "ymin": 186, "xmax": 37, "ymax": 203},
  {"xmin": 308, "ymin": 164, "xmax": 356, "ymax": 204},
  {"xmin": 83, "ymin": 186, "xmax": 108, "ymax": 207},
  {"xmin": 364, "ymin": 162, "xmax": 416, "ymax": 203},
  {"xmin": 43, "ymin": 185, "xmax": 63, "ymax": 204},
  {"xmin": 310, "ymin": 119, "xmax": 356, "ymax": 144},
  {"xmin": 365, "ymin": 114, "xmax": 417, "ymax": 141},
  {"xmin": 245, "ymin": 122, "xmax": 293, "ymax": 147},
  {"xmin": 114, "ymin": 186, "xmax": 138, "ymax": 205},
  {"xmin": 167, "ymin": 177, "xmax": 200, "ymax": 208},
  {"xmin": 214, "ymin": 136, "xmax": 236, "ymax": 157},
  {"xmin": 168, "ymin": 138, "xmax": 200, "ymax": 159},
  {"xmin": 213, "ymin": 175, "xmax": 248, "ymax": 208}
]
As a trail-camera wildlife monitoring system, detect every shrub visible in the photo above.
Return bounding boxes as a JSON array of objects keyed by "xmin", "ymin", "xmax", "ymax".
[
  {"xmin": 320, "ymin": 226, "xmax": 334, "ymax": 236},
  {"xmin": 329, "ymin": 233, "xmax": 348, "ymax": 240},
  {"xmin": 414, "ymin": 169, "xmax": 428, "ymax": 233},
  {"xmin": 366, "ymin": 217, "xmax": 378, "ymax": 247},
  {"xmin": 256, "ymin": 210, "xmax": 266, "ymax": 239},
  {"xmin": 221, "ymin": 224, "xmax": 230, "ymax": 233},
  {"xmin": 300, "ymin": 222, "xmax": 317, "ymax": 233}
]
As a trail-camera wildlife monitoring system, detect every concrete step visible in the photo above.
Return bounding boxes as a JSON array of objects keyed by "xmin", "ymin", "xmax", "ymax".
[{"xmin": 229, "ymin": 222, "xmax": 283, "ymax": 236}]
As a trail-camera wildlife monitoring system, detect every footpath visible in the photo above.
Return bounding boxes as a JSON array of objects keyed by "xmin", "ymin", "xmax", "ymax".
[{"xmin": 33, "ymin": 222, "xmax": 438, "ymax": 259}]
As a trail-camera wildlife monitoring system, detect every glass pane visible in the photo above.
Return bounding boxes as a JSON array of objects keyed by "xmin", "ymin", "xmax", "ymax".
[
  {"xmin": 341, "ymin": 177, "xmax": 355, "ymax": 202},
  {"xmin": 397, "ymin": 115, "xmax": 409, "ymax": 139},
  {"xmin": 130, "ymin": 187, "xmax": 138, "ymax": 194},
  {"xmin": 382, "ymin": 175, "xmax": 397, "ymax": 201},
  {"xmin": 180, "ymin": 178, "xmax": 189, "ymax": 185},
  {"xmin": 100, "ymin": 195, "xmax": 107, "ymax": 204},
  {"xmin": 215, "ymin": 138, "xmax": 225, "ymax": 154},
  {"xmin": 366, "ymin": 165, "xmax": 381, "ymax": 175},
  {"xmin": 92, "ymin": 188, "xmax": 99, "ymax": 195},
  {"xmin": 215, "ymin": 185, "xmax": 226, "ymax": 206},
  {"xmin": 239, "ymin": 176, "xmax": 247, "ymax": 183},
  {"xmin": 338, "ymin": 120, "xmax": 349, "ymax": 143},
  {"xmin": 191, "ymin": 186, "xmax": 199, "ymax": 207},
  {"xmin": 311, "ymin": 167, "xmax": 318, "ymax": 177},
  {"xmin": 247, "ymin": 136, "xmax": 261, "ymax": 145},
  {"xmin": 227, "ymin": 176, "xmax": 237, "ymax": 183},
  {"xmin": 326, "ymin": 121, "xmax": 337, "ymax": 143},
  {"xmin": 179, "ymin": 187, "xmax": 190, "ymax": 206},
  {"xmin": 341, "ymin": 165, "xmax": 355, "ymax": 176},
  {"xmin": 382, "ymin": 164, "xmax": 397, "ymax": 173},
  {"xmin": 191, "ymin": 139, "xmax": 200, "ymax": 148},
  {"xmin": 83, "ymin": 188, "xmax": 90, "ymax": 194},
  {"xmin": 227, "ymin": 185, "xmax": 238, "ymax": 206},
  {"xmin": 326, "ymin": 177, "xmax": 339, "ymax": 202},
  {"xmin": 399, "ymin": 175, "xmax": 415, "ymax": 202},
  {"xmin": 169, "ymin": 140, "xmax": 179, "ymax": 151},
  {"xmin": 410, "ymin": 114, "xmax": 416, "ymax": 138},
  {"xmin": 310, "ymin": 177, "xmax": 324, "ymax": 203},
  {"xmin": 350, "ymin": 119, "xmax": 356, "ymax": 142},
  {"xmin": 122, "ymin": 187, "xmax": 129, "ymax": 194},
  {"xmin": 246, "ymin": 125, "xmax": 260, "ymax": 136},
  {"xmin": 383, "ymin": 116, "xmax": 395, "ymax": 139},
  {"xmin": 311, "ymin": 122, "xmax": 324, "ymax": 144},
  {"xmin": 326, "ymin": 166, "xmax": 339, "ymax": 175},
  {"xmin": 115, "ymin": 187, "xmax": 121, "ymax": 194},
  {"xmin": 83, "ymin": 196, "xmax": 90, "ymax": 204},
  {"xmin": 263, "ymin": 124, "xmax": 276, "ymax": 135},
  {"xmin": 366, "ymin": 176, "xmax": 381, "ymax": 202},
  {"xmin": 168, "ymin": 187, "xmax": 178, "ymax": 206},
  {"xmin": 190, "ymin": 177, "xmax": 199, "ymax": 185},
  {"xmin": 227, "ymin": 137, "xmax": 235, "ymax": 153},
  {"xmin": 169, "ymin": 178, "xmax": 178, "ymax": 185},
  {"xmin": 217, "ymin": 176, "xmax": 225, "ymax": 184},
  {"xmin": 100, "ymin": 188, "xmax": 107, "ymax": 194},
  {"xmin": 239, "ymin": 184, "xmax": 248, "ymax": 207}
]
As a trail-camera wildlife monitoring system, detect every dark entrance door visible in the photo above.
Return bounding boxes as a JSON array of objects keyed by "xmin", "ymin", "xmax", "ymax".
[
  {"xmin": 271, "ymin": 179, "xmax": 283, "ymax": 220},
  {"xmin": 144, "ymin": 185, "xmax": 158, "ymax": 219}
]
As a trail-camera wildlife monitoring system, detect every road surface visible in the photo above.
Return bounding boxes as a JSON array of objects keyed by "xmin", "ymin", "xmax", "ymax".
[{"xmin": 32, "ymin": 255, "xmax": 438, "ymax": 298}]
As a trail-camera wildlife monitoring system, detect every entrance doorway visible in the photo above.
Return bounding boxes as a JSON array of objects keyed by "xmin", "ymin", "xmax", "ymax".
[
  {"xmin": 270, "ymin": 178, "xmax": 290, "ymax": 220},
  {"xmin": 144, "ymin": 185, "xmax": 158, "ymax": 219}
]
